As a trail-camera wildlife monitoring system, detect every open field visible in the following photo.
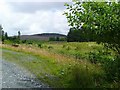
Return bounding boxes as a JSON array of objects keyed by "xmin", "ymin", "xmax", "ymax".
[{"xmin": 1, "ymin": 42, "xmax": 118, "ymax": 88}]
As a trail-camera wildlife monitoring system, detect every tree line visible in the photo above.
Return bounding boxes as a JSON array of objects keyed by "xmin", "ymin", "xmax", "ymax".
[
  {"xmin": 65, "ymin": 1, "xmax": 120, "ymax": 55},
  {"xmin": 0, "ymin": 25, "xmax": 21, "ymax": 44}
]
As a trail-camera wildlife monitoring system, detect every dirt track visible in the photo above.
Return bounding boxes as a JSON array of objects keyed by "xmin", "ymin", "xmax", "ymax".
[{"xmin": 0, "ymin": 59, "xmax": 48, "ymax": 88}]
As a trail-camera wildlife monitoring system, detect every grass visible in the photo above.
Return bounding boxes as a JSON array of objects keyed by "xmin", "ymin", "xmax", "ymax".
[
  {"xmin": 43, "ymin": 42, "xmax": 103, "ymax": 58},
  {"xmin": 0, "ymin": 42, "xmax": 116, "ymax": 88}
]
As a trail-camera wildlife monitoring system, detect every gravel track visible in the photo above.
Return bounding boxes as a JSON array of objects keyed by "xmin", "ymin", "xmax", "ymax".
[{"xmin": 0, "ymin": 59, "xmax": 49, "ymax": 88}]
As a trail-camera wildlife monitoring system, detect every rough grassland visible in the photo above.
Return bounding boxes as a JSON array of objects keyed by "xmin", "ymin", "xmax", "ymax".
[{"xmin": 1, "ymin": 42, "xmax": 109, "ymax": 88}]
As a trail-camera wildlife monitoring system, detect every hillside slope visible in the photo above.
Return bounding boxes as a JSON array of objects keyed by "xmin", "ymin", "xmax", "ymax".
[{"xmin": 20, "ymin": 33, "xmax": 66, "ymax": 41}]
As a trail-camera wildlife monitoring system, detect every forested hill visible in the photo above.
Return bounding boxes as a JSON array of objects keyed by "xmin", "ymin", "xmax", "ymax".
[
  {"xmin": 20, "ymin": 33, "xmax": 66, "ymax": 41},
  {"xmin": 32, "ymin": 33, "xmax": 66, "ymax": 37}
]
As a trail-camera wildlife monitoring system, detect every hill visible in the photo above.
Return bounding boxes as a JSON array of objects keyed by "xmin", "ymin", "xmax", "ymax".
[{"xmin": 20, "ymin": 33, "xmax": 66, "ymax": 41}]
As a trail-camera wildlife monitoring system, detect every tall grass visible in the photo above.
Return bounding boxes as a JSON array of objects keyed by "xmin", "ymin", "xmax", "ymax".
[
  {"xmin": 41, "ymin": 42, "xmax": 103, "ymax": 60},
  {"xmin": 1, "ymin": 42, "xmax": 117, "ymax": 88}
]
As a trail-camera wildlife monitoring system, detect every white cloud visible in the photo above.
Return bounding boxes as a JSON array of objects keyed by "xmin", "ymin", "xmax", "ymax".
[
  {"xmin": 5, "ymin": 0, "xmax": 72, "ymax": 2},
  {"xmin": 0, "ymin": 0, "xmax": 69, "ymax": 36}
]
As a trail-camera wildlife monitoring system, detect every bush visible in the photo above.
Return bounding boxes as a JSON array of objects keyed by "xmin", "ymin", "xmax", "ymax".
[
  {"xmin": 28, "ymin": 42, "xmax": 33, "ymax": 44},
  {"xmin": 88, "ymin": 49, "xmax": 120, "ymax": 87},
  {"xmin": 38, "ymin": 43, "xmax": 42, "ymax": 48},
  {"xmin": 48, "ymin": 46, "xmax": 53, "ymax": 50},
  {"xmin": 104, "ymin": 56, "xmax": 120, "ymax": 83},
  {"xmin": 88, "ymin": 50, "xmax": 114, "ymax": 64},
  {"xmin": 22, "ymin": 40, "xmax": 27, "ymax": 44}
]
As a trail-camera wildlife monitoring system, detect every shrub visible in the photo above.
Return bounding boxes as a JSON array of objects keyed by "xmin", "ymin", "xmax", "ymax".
[
  {"xmin": 38, "ymin": 43, "xmax": 42, "ymax": 48},
  {"xmin": 104, "ymin": 56, "xmax": 120, "ymax": 83},
  {"xmin": 12, "ymin": 44, "xmax": 19, "ymax": 47},
  {"xmin": 28, "ymin": 42, "xmax": 33, "ymax": 44},
  {"xmin": 88, "ymin": 51, "xmax": 99, "ymax": 64},
  {"xmin": 22, "ymin": 40, "xmax": 27, "ymax": 44},
  {"xmin": 56, "ymin": 37, "xmax": 60, "ymax": 41},
  {"xmin": 48, "ymin": 46, "xmax": 53, "ymax": 50},
  {"xmin": 88, "ymin": 50, "xmax": 114, "ymax": 64},
  {"xmin": 88, "ymin": 49, "xmax": 119, "ymax": 87}
]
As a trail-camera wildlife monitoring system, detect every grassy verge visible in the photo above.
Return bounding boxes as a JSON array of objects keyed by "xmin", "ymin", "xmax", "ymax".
[{"xmin": 1, "ymin": 43, "xmax": 113, "ymax": 88}]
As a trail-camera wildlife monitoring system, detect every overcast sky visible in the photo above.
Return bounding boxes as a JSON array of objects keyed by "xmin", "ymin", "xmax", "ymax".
[{"xmin": 0, "ymin": 0, "xmax": 72, "ymax": 36}]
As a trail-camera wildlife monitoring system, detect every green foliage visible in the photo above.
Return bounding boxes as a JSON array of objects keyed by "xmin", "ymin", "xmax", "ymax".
[
  {"xmin": 74, "ymin": 52, "xmax": 82, "ymax": 59},
  {"xmin": 49, "ymin": 37, "xmax": 56, "ymax": 41},
  {"xmin": 56, "ymin": 37, "xmax": 59, "ymax": 41},
  {"xmin": 67, "ymin": 64, "xmax": 106, "ymax": 88},
  {"xmin": 48, "ymin": 46, "xmax": 53, "ymax": 50},
  {"xmin": 64, "ymin": 2, "xmax": 120, "ymax": 86},
  {"xmin": 2, "ymin": 41, "xmax": 119, "ymax": 88},
  {"xmin": 1, "ymin": 31, "xmax": 5, "ymax": 43},
  {"xmin": 0, "ymin": 25, "xmax": 3, "ymax": 39},
  {"xmin": 18, "ymin": 31, "xmax": 21, "ymax": 40},
  {"xmin": 49, "ymin": 37, "xmax": 66, "ymax": 41},
  {"xmin": 67, "ymin": 29, "xmax": 81, "ymax": 42},
  {"xmin": 38, "ymin": 43, "xmax": 42, "ymax": 48},
  {"xmin": 0, "ymin": 25, "xmax": 5, "ymax": 43},
  {"xmin": 9, "ymin": 36, "xmax": 21, "ymax": 44},
  {"xmin": 88, "ymin": 49, "xmax": 120, "ymax": 86},
  {"xmin": 59, "ymin": 37, "xmax": 66, "ymax": 41},
  {"xmin": 64, "ymin": 1, "xmax": 120, "ymax": 55},
  {"xmin": 67, "ymin": 27, "xmax": 94, "ymax": 42},
  {"xmin": 66, "ymin": 46, "xmax": 71, "ymax": 50},
  {"xmin": 2, "ymin": 48, "xmax": 106, "ymax": 88},
  {"xmin": 88, "ymin": 49, "xmax": 114, "ymax": 64},
  {"xmin": 28, "ymin": 42, "xmax": 33, "ymax": 44},
  {"xmin": 62, "ymin": 45, "xmax": 66, "ymax": 48},
  {"xmin": 0, "ymin": 26, "xmax": 21, "ymax": 44},
  {"xmin": 5, "ymin": 32, "xmax": 8, "ymax": 40},
  {"xmin": 104, "ymin": 56, "xmax": 120, "ymax": 83},
  {"xmin": 22, "ymin": 40, "xmax": 27, "ymax": 43},
  {"xmin": 69, "ymin": 65, "xmax": 94, "ymax": 88}
]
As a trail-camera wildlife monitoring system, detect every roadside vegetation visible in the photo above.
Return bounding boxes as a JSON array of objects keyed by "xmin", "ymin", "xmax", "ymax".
[
  {"xmin": 0, "ymin": 1, "xmax": 120, "ymax": 88},
  {"xmin": 1, "ymin": 41, "xmax": 119, "ymax": 88}
]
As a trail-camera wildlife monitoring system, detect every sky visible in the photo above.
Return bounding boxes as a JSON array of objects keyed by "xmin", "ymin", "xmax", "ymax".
[{"xmin": 0, "ymin": 0, "xmax": 72, "ymax": 36}]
